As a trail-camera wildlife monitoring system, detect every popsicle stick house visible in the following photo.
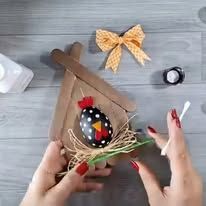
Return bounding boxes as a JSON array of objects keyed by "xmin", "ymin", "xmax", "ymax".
[{"xmin": 49, "ymin": 42, "xmax": 136, "ymax": 163}]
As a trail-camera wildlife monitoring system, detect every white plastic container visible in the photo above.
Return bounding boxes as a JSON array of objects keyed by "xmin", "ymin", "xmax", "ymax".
[{"xmin": 0, "ymin": 53, "xmax": 34, "ymax": 93}]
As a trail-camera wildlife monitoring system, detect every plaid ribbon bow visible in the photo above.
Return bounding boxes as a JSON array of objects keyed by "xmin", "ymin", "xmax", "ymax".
[{"xmin": 96, "ymin": 25, "xmax": 150, "ymax": 73}]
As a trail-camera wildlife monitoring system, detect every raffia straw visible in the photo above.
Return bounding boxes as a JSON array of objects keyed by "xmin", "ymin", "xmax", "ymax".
[
  {"xmin": 113, "ymin": 113, "xmax": 138, "ymax": 136},
  {"xmin": 80, "ymin": 87, "xmax": 85, "ymax": 97},
  {"xmin": 57, "ymin": 113, "xmax": 144, "ymax": 177},
  {"xmin": 65, "ymin": 121, "xmax": 137, "ymax": 169}
]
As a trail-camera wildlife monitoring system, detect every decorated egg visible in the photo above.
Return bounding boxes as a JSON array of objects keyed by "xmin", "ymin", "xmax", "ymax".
[{"xmin": 78, "ymin": 96, "xmax": 113, "ymax": 148}]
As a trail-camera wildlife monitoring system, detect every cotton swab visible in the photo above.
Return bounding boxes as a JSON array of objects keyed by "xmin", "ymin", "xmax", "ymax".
[
  {"xmin": 161, "ymin": 101, "xmax": 191, "ymax": 156},
  {"xmin": 179, "ymin": 101, "xmax": 191, "ymax": 121}
]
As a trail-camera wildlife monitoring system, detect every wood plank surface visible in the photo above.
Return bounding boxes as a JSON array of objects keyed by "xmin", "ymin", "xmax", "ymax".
[
  {"xmin": 0, "ymin": 0, "xmax": 206, "ymax": 205},
  {"xmin": 202, "ymin": 32, "xmax": 206, "ymax": 80},
  {"xmin": 0, "ymin": 87, "xmax": 58, "ymax": 139},
  {"xmin": 1, "ymin": 84, "xmax": 206, "ymax": 139},
  {"xmin": 0, "ymin": 32, "xmax": 202, "ymax": 87},
  {"xmin": 0, "ymin": 138, "xmax": 48, "ymax": 192},
  {"xmin": 0, "ymin": 0, "xmax": 206, "ymax": 35}
]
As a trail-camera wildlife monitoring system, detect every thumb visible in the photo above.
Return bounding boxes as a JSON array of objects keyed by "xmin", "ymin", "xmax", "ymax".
[
  {"xmin": 52, "ymin": 161, "xmax": 89, "ymax": 199},
  {"xmin": 130, "ymin": 160, "xmax": 163, "ymax": 204}
]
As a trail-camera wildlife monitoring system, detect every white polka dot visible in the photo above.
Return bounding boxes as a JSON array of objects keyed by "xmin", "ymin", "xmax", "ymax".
[
  {"xmin": 89, "ymin": 129, "xmax": 92, "ymax": 133},
  {"xmin": 99, "ymin": 145, "xmax": 103, "ymax": 148},
  {"xmin": 87, "ymin": 117, "xmax": 92, "ymax": 122},
  {"xmin": 95, "ymin": 114, "xmax": 100, "ymax": 118},
  {"xmin": 109, "ymin": 130, "xmax": 112, "ymax": 134},
  {"xmin": 83, "ymin": 109, "xmax": 86, "ymax": 112},
  {"xmin": 88, "ymin": 136, "xmax": 92, "ymax": 140},
  {"xmin": 92, "ymin": 143, "xmax": 96, "ymax": 146},
  {"xmin": 83, "ymin": 135, "xmax": 86, "ymax": 138},
  {"xmin": 83, "ymin": 123, "xmax": 87, "ymax": 127},
  {"xmin": 106, "ymin": 116, "xmax": 108, "ymax": 120},
  {"xmin": 109, "ymin": 124, "xmax": 112, "ymax": 128},
  {"xmin": 89, "ymin": 110, "xmax": 93, "ymax": 113},
  {"xmin": 105, "ymin": 122, "xmax": 108, "ymax": 127},
  {"xmin": 81, "ymin": 114, "xmax": 84, "ymax": 118},
  {"xmin": 101, "ymin": 140, "xmax": 105, "ymax": 144},
  {"xmin": 80, "ymin": 122, "xmax": 82, "ymax": 126},
  {"xmin": 107, "ymin": 141, "xmax": 110, "ymax": 145},
  {"xmin": 82, "ymin": 128, "xmax": 84, "ymax": 132}
]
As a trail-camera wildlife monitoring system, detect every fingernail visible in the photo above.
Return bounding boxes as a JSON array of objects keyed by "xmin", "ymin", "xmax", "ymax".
[
  {"xmin": 176, "ymin": 117, "xmax": 181, "ymax": 128},
  {"xmin": 148, "ymin": 126, "xmax": 157, "ymax": 133},
  {"xmin": 171, "ymin": 109, "xmax": 181, "ymax": 128},
  {"xmin": 91, "ymin": 184, "xmax": 103, "ymax": 193},
  {"xmin": 55, "ymin": 139, "xmax": 63, "ymax": 147},
  {"xmin": 76, "ymin": 161, "xmax": 89, "ymax": 176},
  {"xmin": 130, "ymin": 160, "xmax": 139, "ymax": 173},
  {"xmin": 60, "ymin": 148, "xmax": 66, "ymax": 156},
  {"xmin": 171, "ymin": 109, "xmax": 178, "ymax": 120},
  {"xmin": 95, "ymin": 184, "xmax": 104, "ymax": 191}
]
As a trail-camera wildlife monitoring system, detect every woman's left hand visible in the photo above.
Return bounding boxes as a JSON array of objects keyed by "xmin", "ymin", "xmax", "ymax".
[{"xmin": 20, "ymin": 140, "xmax": 112, "ymax": 206}]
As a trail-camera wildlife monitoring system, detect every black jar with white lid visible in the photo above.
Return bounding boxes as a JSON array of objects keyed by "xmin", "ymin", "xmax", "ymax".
[{"xmin": 163, "ymin": 67, "xmax": 185, "ymax": 85}]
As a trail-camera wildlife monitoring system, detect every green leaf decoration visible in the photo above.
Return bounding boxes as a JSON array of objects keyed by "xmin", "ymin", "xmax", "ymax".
[{"xmin": 88, "ymin": 138, "xmax": 154, "ymax": 166}]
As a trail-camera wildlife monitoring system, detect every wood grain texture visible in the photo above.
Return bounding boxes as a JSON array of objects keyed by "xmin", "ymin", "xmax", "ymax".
[
  {"xmin": 1, "ymin": 84, "xmax": 206, "ymax": 139},
  {"xmin": 0, "ymin": 0, "xmax": 206, "ymax": 35},
  {"xmin": 0, "ymin": 0, "xmax": 206, "ymax": 205},
  {"xmin": 0, "ymin": 138, "xmax": 48, "ymax": 193},
  {"xmin": 202, "ymin": 32, "xmax": 206, "ymax": 80},
  {"xmin": 51, "ymin": 49, "xmax": 136, "ymax": 111},
  {"xmin": 49, "ymin": 43, "xmax": 82, "ymax": 140},
  {"xmin": 0, "ymin": 87, "xmax": 58, "ymax": 138},
  {"xmin": 0, "ymin": 32, "xmax": 202, "ymax": 86},
  {"xmin": 0, "ymin": 191, "xmax": 25, "ymax": 206}
]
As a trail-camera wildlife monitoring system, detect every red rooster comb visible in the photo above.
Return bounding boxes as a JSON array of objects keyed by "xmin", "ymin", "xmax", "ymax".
[{"xmin": 78, "ymin": 96, "xmax": 94, "ymax": 109}]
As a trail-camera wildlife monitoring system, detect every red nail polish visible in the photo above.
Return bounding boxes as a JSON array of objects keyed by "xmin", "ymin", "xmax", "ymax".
[
  {"xmin": 176, "ymin": 117, "xmax": 181, "ymax": 128},
  {"xmin": 171, "ymin": 109, "xmax": 181, "ymax": 128},
  {"xmin": 148, "ymin": 126, "xmax": 157, "ymax": 133},
  {"xmin": 171, "ymin": 109, "xmax": 178, "ymax": 120},
  {"xmin": 130, "ymin": 160, "xmax": 139, "ymax": 173},
  {"xmin": 75, "ymin": 161, "xmax": 89, "ymax": 176}
]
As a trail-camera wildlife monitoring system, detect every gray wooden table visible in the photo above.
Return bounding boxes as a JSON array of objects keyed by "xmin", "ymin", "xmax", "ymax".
[{"xmin": 0, "ymin": 0, "xmax": 206, "ymax": 205}]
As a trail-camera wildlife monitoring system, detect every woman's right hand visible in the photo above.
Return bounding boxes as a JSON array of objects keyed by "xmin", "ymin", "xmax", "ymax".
[{"xmin": 131, "ymin": 109, "xmax": 203, "ymax": 206}]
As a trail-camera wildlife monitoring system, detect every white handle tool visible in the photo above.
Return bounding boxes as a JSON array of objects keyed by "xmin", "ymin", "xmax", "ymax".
[{"xmin": 161, "ymin": 101, "xmax": 191, "ymax": 156}]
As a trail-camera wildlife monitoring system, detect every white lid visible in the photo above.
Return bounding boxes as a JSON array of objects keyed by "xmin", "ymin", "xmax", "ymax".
[
  {"xmin": 167, "ymin": 70, "xmax": 179, "ymax": 83},
  {"xmin": 0, "ymin": 64, "xmax": 5, "ymax": 80}
]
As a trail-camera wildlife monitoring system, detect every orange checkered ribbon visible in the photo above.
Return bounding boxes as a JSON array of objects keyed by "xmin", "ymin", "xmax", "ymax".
[{"xmin": 96, "ymin": 25, "xmax": 150, "ymax": 73}]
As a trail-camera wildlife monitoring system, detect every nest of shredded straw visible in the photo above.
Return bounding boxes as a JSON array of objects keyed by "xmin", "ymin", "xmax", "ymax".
[{"xmin": 57, "ymin": 122, "xmax": 153, "ymax": 177}]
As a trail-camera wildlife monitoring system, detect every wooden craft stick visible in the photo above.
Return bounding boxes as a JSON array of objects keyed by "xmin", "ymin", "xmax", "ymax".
[
  {"xmin": 49, "ymin": 43, "xmax": 82, "ymax": 140},
  {"xmin": 67, "ymin": 42, "xmax": 83, "ymax": 58},
  {"xmin": 51, "ymin": 49, "xmax": 136, "ymax": 112}
]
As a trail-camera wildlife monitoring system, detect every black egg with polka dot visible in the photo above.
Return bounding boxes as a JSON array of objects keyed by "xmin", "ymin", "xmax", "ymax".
[
  {"xmin": 78, "ymin": 96, "xmax": 113, "ymax": 148},
  {"xmin": 80, "ymin": 106, "xmax": 113, "ymax": 148}
]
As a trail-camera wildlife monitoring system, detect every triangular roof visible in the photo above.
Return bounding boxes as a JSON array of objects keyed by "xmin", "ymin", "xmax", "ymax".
[{"xmin": 51, "ymin": 46, "xmax": 136, "ymax": 112}]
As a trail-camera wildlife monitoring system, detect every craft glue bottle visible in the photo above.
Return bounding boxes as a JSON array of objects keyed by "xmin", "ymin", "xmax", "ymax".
[{"xmin": 0, "ymin": 53, "xmax": 34, "ymax": 93}]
